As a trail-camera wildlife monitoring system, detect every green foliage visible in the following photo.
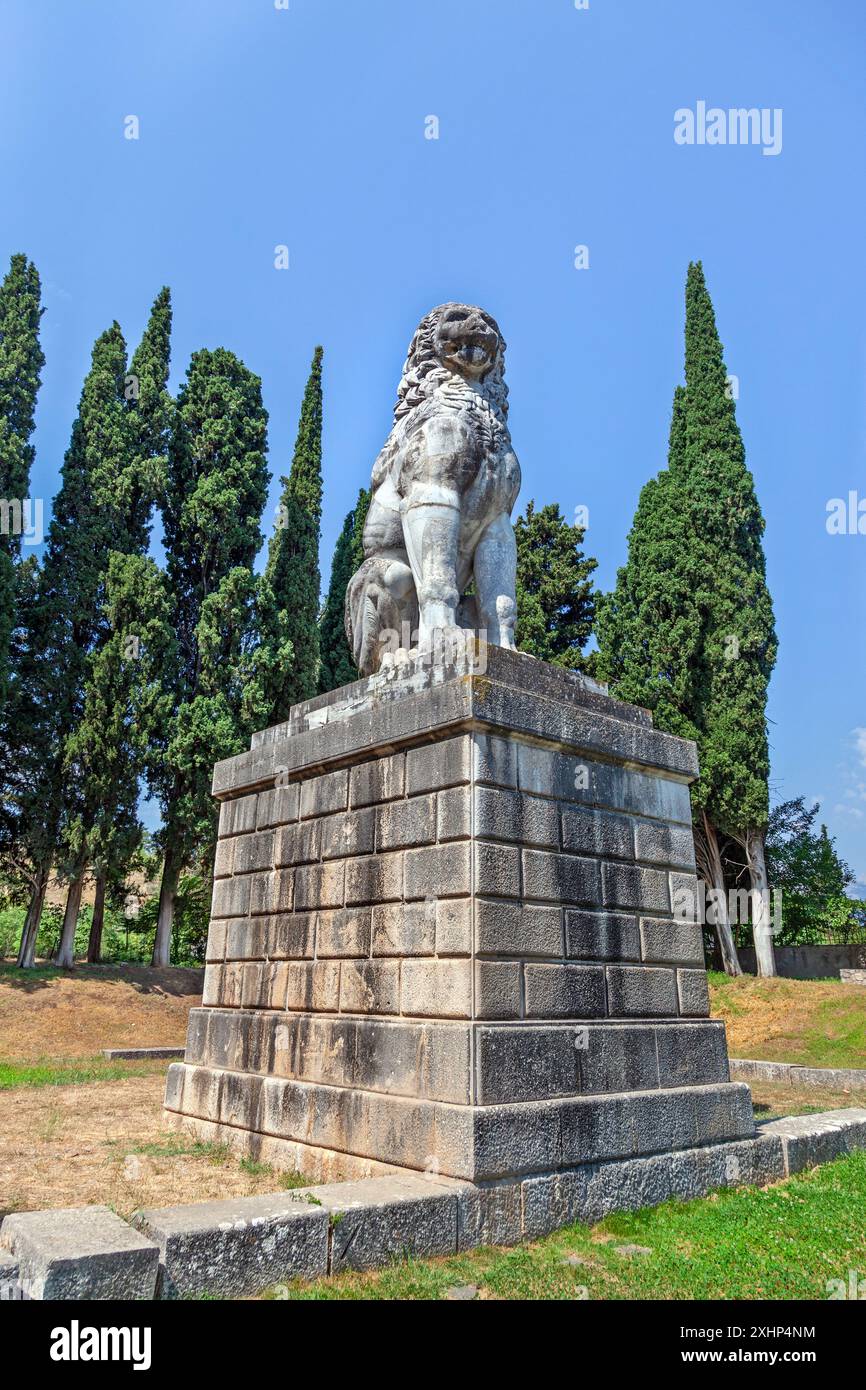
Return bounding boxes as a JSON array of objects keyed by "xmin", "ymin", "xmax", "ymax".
[
  {"xmin": 134, "ymin": 873, "xmax": 210, "ymax": 964},
  {"xmin": 597, "ymin": 263, "xmax": 777, "ymax": 837},
  {"xmin": 0, "ymin": 253, "xmax": 44, "ymax": 700},
  {"xmin": 318, "ymin": 486, "xmax": 370, "ymax": 694},
  {"xmin": 764, "ymin": 798, "xmax": 866, "ymax": 945},
  {"xmin": 248, "ymin": 347, "xmax": 323, "ymax": 721},
  {"xmin": 154, "ymin": 347, "xmax": 269, "ymax": 873},
  {"xmin": 515, "ymin": 500, "xmax": 597, "ymax": 670}
]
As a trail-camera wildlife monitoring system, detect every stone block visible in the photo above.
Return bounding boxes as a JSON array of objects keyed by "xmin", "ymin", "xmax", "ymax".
[
  {"xmin": 1, "ymin": 1207, "xmax": 158, "ymax": 1301},
  {"xmin": 316, "ymin": 907, "xmax": 372, "ymax": 958},
  {"xmin": 294, "ymin": 862, "xmax": 344, "ymax": 911},
  {"xmin": 299, "ymin": 1176, "xmax": 458, "ymax": 1272},
  {"xmin": 322, "ymin": 808, "xmax": 377, "ymax": 859},
  {"xmin": 233, "ymin": 830, "xmax": 275, "ymax": 875},
  {"xmin": 0, "ymin": 1249, "xmax": 20, "ymax": 1298},
  {"xmin": 655, "ymin": 1022, "xmax": 730, "ymax": 1088},
  {"xmin": 522, "ymin": 849, "xmax": 600, "ymax": 905},
  {"xmin": 640, "ymin": 918, "xmax": 705, "ymax": 965},
  {"xmin": 524, "ymin": 963, "xmax": 606, "ymax": 1019},
  {"xmin": 758, "ymin": 1108, "xmax": 866, "ymax": 1175},
  {"xmin": 213, "ymin": 837, "xmax": 234, "ymax": 878},
  {"xmin": 633, "ymin": 819, "xmax": 695, "ymax": 870},
  {"xmin": 339, "ymin": 960, "xmax": 400, "ymax": 1015},
  {"xmin": 265, "ymin": 911, "xmax": 316, "ymax": 959},
  {"xmin": 455, "ymin": 1180, "xmax": 523, "ymax": 1249},
  {"xmin": 218, "ymin": 793, "xmax": 258, "ymax": 838},
  {"xmin": 345, "ymin": 852, "xmax": 403, "ymax": 905},
  {"xmin": 437, "ymin": 786, "xmax": 471, "ymax": 841},
  {"xmin": 607, "ymin": 965, "xmax": 678, "ymax": 1017},
  {"xmin": 371, "ymin": 901, "xmax": 435, "ymax": 956},
  {"xmin": 474, "ymin": 960, "xmax": 522, "ymax": 1019},
  {"xmin": 693, "ymin": 1083, "xmax": 755, "ymax": 1145},
  {"xmin": 401, "ymin": 959, "xmax": 471, "ymax": 1019},
  {"xmin": 205, "ymin": 919, "xmax": 228, "ymax": 961},
  {"xmin": 299, "ymin": 767, "xmax": 348, "ymax": 820},
  {"xmin": 133, "ymin": 1194, "xmax": 328, "ymax": 1298},
  {"xmin": 472, "ymin": 1101, "xmax": 562, "ymax": 1179},
  {"xmin": 560, "ymin": 807, "xmax": 633, "ymax": 860},
  {"xmin": 475, "ymin": 786, "xmax": 559, "ymax": 848},
  {"xmin": 376, "ymin": 797, "xmax": 435, "ymax": 851},
  {"xmin": 255, "ymin": 783, "xmax": 300, "ymax": 829},
  {"xmin": 475, "ymin": 1026, "xmax": 581, "ymax": 1104},
  {"xmin": 434, "ymin": 899, "xmax": 472, "ymax": 956},
  {"xmin": 677, "ymin": 968, "xmax": 711, "ymax": 1016},
  {"xmin": 406, "ymin": 736, "xmax": 470, "ymax": 794},
  {"xmin": 472, "ymin": 731, "xmax": 518, "ymax": 788},
  {"xmin": 250, "ymin": 867, "xmax": 295, "ymax": 915},
  {"xmin": 578, "ymin": 1025, "xmax": 660, "ymax": 1094},
  {"xmin": 475, "ymin": 899, "xmax": 562, "ymax": 957},
  {"xmin": 670, "ymin": 872, "xmax": 701, "ymax": 922},
  {"xmin": 404, "ymin": 842, "xmax": 470, "ymax": 899},
  {"xmin": 275, "ymin": 819, "xmax": 321, "ymax": 866},
  {"xmin": 349, "ymin": 752, "xmax": 405, "ymax": 807},
  {"xmin": 602, "ymin": 862, "xmax": 670, "ymax": 914},
  {"xmin": 473, "ymin": 841, "xmax": 521, "ymax": 898},
  {"xmin": 565, "ymin": 910, "xmax": 640, "ymax": 962},
  {"xmin": 211, "ymin": 875, "xmax": 251, "ymax": 919}
]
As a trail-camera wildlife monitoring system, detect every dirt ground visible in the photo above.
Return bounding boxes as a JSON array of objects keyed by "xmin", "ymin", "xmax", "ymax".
[
  {"xmin": 0, "ymin": 1072, "xmax": 308, "ymax": 1220},
  {"xmin": 0, "ymin": 962, "xmax": 202, "ymax": 1061}
]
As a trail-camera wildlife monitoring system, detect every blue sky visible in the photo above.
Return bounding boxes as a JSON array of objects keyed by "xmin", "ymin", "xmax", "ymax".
[{"xmin": 1, "ymin": 0, "xmax": 864, "ymax": 882}]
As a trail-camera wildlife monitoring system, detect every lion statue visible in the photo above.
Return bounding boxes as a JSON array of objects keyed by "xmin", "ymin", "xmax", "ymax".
[{"xmin": 345, "ymin": 302, "xmax": 521, "ymax": 676}]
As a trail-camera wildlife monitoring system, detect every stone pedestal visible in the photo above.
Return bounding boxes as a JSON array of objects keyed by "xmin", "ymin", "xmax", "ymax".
[{"xmin": 166, "ymin": 647, "xmax": 754, "ymax": 1187}]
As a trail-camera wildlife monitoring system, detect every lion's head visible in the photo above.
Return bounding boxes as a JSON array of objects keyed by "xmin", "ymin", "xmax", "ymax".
[{"xmin": 393, "ymin": 302, "xmax": 509, "ymax": 423}]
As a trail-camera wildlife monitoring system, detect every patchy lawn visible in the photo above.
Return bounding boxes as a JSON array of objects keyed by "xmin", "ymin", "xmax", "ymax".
[
  {"xmin": 709, "ymin": 972, "xmax": 866, "ymax": 1070},
  {"xmin": 0, "ymin": 1071, "xmax": 308, "ymax": 1221},
  {"xmin": 261, "ymin": 1151, "xmax": 866, "ymax": 1301},
  {"xmin": 0, "ymin": 961, "xmax": 201, "ymax": 1061}
]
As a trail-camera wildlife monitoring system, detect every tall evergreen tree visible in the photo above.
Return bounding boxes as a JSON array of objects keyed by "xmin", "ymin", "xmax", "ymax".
[
  {"xmin": 317, "ymin": 486, "xmax": 370, "ymax": 694},
  {"xmin": 678, "ymin": 262, "xmax": 778, "ymax": 974},
  {"xmin": 514, "ymin": 500, "xmax": 597, "ymax": 669},
  {"xmin": 0, "ymin": 254, "xmax": 44, "ymax": 700},
  {"xmin": 597, "ymin": 264, "xmax": 776, "ymax": 974},
  {"xmin": 246, "ymin": 347, "xmax": 323, "ymax": 723},
  {"xmin": 150, "ymin": 348, "xmax": 268, "ymax": 965},
  {"xmin": 63, "ymin": 553, "xmax": 177, "ymax": 962}
]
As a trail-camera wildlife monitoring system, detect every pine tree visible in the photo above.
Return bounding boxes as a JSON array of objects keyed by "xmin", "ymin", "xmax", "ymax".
[
  {"xmin": 247, "ymin": 347, "xmax": 323, "ymax": 723},
  {"xmin": 317, "ymin": 486, "xmax": 370, "ymax": 694},
  {"xmin": 514, "ymin": 501, "xmax": 597, "ymax": 669},
  {"xmin": 151, "ymin": 348, "xmax": 268, "ymax": 965},
  {"xmin": 0, "ymin": 253, "xmax": 44, "ymax": 699}
]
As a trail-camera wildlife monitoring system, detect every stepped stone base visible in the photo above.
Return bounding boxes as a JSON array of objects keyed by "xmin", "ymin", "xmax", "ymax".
[{"xmin": 168, "ymin": 647, "xmax": 755, "ymax": 1182}]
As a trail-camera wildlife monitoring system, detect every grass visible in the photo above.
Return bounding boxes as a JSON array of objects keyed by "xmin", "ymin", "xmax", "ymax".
[
  {"xmin": 0, "ymin": 1056, "xmax": 167, "ymax": 1090},
  {"xmin": 260, "ymin": 1150, "xmax": 866, "ymax": 1301},
  {"xmin": 708, "ymin": 972, "xmax": 866, "ymax": 1070}
]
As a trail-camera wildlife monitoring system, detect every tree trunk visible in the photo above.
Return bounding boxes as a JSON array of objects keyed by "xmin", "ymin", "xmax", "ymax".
[
  {"xmin": 87, "ymin": 872, "xmax": 106, "ymax": 964},
  {"xmin": 698, "ymin": 812, "xmax": 742, "ymax": 976},
  {"xmin": 745, "ymin": 827, "xmax": 776, "ymax": 977},
  {"xmin": 17, "ymin": 870, "xmax": 48, "ymax": 968},
  {"xmin": 55, "ymin": 875, "xmax": 84, "ymax": 969},
  {"xmin": 152, "ymin": 848, "xmax": 180, "ymax": 968}
]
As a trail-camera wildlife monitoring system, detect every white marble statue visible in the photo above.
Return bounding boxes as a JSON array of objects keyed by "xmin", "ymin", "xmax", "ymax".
[{"xmin": 345, "ymin": 302, "xmax": 521, "ymax": 676}]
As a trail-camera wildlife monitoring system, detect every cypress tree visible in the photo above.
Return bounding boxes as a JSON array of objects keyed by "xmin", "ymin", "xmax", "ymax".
[
  {"xmin": 247, "ymin": 347, "xmax": 323, "ymax": 723},
  {"xmin": 63, "ymin": 553, "xmax": 177, "ymax": 962},
  {"xmin": 151, "ymin": 348, "xmax": 268, "ymax": 966},
  {"xmin": 678, "ymin": 261, "xmax": 778, "ymax": 974},
  {"xmin": 317, "ymin": 486, "xmax": 370, "ymax": 694},
  {"xmin": 514, "ymin": 500, "xmax": 597, "ymax": 669},
  {"xmin": 0, "ymin": 254, "xmax": 44, "ymax": 699}
]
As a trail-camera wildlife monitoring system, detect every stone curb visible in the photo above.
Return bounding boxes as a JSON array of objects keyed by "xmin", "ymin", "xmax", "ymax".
[
  {"xmin": 730, "ymin": 1057, "xmax": 866, "ymax": 1091},
  {"xmin": 3, "ymin": 1108, "xmax": 865, "ymax": 1299},
  {"xmin": 102, "ymin": 1046, "xmax": 185, "ymax": 1061}
]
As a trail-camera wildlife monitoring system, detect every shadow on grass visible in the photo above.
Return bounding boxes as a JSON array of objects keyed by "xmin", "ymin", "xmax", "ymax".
[{"xmin": 0, "ymin": 960, "xmax": 203, "ymax": 997}]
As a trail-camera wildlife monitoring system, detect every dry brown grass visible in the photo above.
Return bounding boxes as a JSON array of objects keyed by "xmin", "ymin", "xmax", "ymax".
[
  {"xmin": 709, "ymin": 972, "xmax": 866, "ymax": 1069},
  {"xmin": 0, "ymin": 1073, "xmax": 304, "ymax": 1220},
  {"xmin": 0, "ymin": 962, "xmax": 201, "ymax": 1061}
]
